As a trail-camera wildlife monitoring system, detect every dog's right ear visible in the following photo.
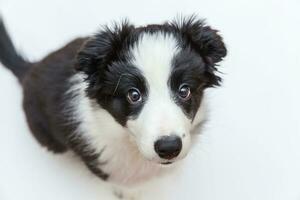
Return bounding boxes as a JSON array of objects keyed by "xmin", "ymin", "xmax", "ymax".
[
  {"xmin": 169, "ymin": 15, "xmax": 227, "ymax": 65},
  {"xmin": 75, "ymin": 20, "xmax": 135, "ymax": 76}
]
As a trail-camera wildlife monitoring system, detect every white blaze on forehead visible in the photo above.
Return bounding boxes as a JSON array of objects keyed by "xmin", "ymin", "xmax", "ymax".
[
  {"xmin": 130, "ymin": 32, "xmax": 185, "ymax": 130},
  {"xmin": 129, "ymin": 32, "xmax": 190, "ymax": 135},
  {"xmin": 127, "ymin": 33, "xmax": 192, "ymax": 161},
  {"xmin": 130, "ymin": 33, "xmax": 179, "ymax": 90}
]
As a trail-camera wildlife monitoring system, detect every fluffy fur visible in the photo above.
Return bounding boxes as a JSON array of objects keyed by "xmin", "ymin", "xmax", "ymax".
[{"xmin": 0, "ymin": 15, "xmax": 226, "ymax": 199}]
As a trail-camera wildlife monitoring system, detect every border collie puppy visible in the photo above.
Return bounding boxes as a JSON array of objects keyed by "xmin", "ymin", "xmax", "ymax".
[{"xmin": 0, "ymin": 15, "xmax": 226, "ymax": 199}]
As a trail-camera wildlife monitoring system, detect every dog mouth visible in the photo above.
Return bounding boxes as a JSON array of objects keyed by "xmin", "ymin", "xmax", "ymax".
[{"xmin": 160, "ymin": 161, "xmax": 173, "ymax": 165}]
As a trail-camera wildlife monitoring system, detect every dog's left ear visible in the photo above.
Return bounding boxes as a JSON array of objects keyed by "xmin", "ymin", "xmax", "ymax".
[{"xmin": 169, "ymin": 15, "xmax": 227, "ymax": 65}]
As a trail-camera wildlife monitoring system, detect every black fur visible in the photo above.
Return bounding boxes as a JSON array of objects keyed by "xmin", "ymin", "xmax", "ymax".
[
  {"xmin": 168, "ymin": 15, "xmax": 227, "ymax": 64},
  {"xmin": 76, "ymin": 21, "xmax": 150, "ymax": 126},
  {"xmin": 167, "ymin": 16, "xmax": 227, "ymax": 119},
  {"xmin": 76, "ymin": 20, "xmax": 135, "ymax": 76},
  {"xmin": 0, "ymin": 15, "xmax": 226, "ymax": 181},
  {"xmin": 21, "ymin": 37, "xmax": 110, "ymax": 179},
  {"xmin": 94, "ymin": 62, "xmax": 148, "ymax": 126},
  {"xmin": 0, "ymin": 19, "xmax": 29, "ymax": 81},
  {"xmin": 170, "ymin": 49, "xmax": 207, "ymax": 119}
]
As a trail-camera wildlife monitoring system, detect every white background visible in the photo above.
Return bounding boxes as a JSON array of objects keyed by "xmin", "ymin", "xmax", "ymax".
[{"xmin": 0, "ymin": 0, "xmax": 300, "ymax": 199}]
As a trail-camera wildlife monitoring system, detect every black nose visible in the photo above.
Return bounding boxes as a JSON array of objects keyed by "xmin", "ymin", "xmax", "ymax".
[{"xmin": 154, "ymin": 135, "xmax": 182, "ymax": 160}]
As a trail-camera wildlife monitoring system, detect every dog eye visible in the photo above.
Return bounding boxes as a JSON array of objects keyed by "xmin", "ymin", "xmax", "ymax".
[
  {"xmin": 178, "ymin": 84, "xmax": 191, "ymax": 100},
  {"xmin": 127, "ymin": 88, "xmax": 142, "ymax": 104}
]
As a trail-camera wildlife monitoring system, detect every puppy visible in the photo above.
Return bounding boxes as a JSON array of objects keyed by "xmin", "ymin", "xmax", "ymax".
[{"xmin": 0, "ymin": 15, "xmax": 226, "ymax": 199}]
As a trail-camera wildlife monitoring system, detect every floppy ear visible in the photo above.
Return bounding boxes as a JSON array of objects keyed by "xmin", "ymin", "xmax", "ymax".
[
  {"xmin": 75, "ymin": 20, "xmax": 135, "ymax": 76},
  {"xmin": 170, "ymin": 15, "xmax": 227, "ymax": 65}
]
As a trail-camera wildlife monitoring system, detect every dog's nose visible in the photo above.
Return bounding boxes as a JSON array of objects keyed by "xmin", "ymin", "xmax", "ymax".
[{"xmin": 154, "ymin": 135, "xmax": 182, "ymax": 160}]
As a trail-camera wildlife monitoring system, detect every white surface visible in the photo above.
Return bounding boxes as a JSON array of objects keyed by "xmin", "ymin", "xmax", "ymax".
[{"xmin": 0, "ymin": 0, "xmax": 300, "ymax": 200}]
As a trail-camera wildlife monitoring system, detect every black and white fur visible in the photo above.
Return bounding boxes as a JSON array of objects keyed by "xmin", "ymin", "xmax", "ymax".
[{"xmin": 0, "ymin": 16, "xmax": 226, "ymax": 199}]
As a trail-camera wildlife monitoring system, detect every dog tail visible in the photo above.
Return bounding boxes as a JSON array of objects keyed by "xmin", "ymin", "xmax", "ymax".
[{"xmin": 0, "ymin": 18, "xmax": 31, "ymax": 82}]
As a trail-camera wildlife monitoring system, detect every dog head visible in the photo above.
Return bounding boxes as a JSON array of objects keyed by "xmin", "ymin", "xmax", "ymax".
[{"xmin": 76, "ymin": 16, "xmax": 226, "ymax": 165}]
